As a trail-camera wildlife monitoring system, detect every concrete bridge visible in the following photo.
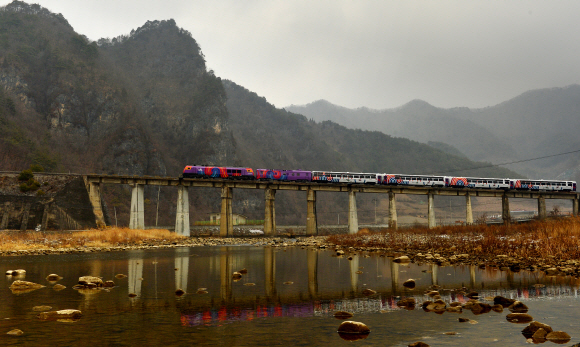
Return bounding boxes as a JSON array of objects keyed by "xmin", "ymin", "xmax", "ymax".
[{"xmin": 84, "ymin": 174, "xmax": 580, "ymax": 236}]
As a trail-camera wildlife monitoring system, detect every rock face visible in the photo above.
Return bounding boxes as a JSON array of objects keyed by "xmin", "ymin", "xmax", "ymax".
[
  {"xmin": 37, "ymin": 309, "xmax": 82, "ymax": 320},
  {"xmin": 9, "ymin": 280, "xmax": 45, "ymax": 294},
  {"xmin": 337, "ymin": 321, "xmax": 370, "ymax": 334}
]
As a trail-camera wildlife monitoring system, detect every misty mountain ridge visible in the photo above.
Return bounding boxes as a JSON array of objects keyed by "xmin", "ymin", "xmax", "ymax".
[{"xmin": 287, "ymin": 85, "xmax": 580, "ymax": 180}]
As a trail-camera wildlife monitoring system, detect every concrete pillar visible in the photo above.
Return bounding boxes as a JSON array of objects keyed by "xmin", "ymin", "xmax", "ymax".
[
  {"xmin": 264, "ymin": 246, "xmax": 276, "ymax": 297},
  {"xmin": 502, "ymin": 194, "xmax": 511, "ymax": 225},
  {"xmin": 573, "ymin": 196, "xmax": 579, "ymax": 217},
  {"xmin": 175, "ymin": 186, "xmax": 190, "ymax": 236},
  {"xmin": 428, "ymin": 193, "xmax": 436, "ymax": 228},
  {"xmin": 20, "ymin": 203, "xmax": 31, "ymax": 231},
  {"xmin": 129, "ymin": 184, "xmax": 145, "ymax": 229},
  {"xmin": 264, "ymin": 188, "xmax": 276, "ymax": 236},
  {"xmin": 175, "ymin": 248, "xmax": 189, "ymax": 292},
  {"xmin": 1, "ymin": 202, "xmax": 10, "ymax": 230},
  {"xmin": 348, "ymin": 189, "xmax": 358, "ymax": 234},
  {"xmin": 88, "ymin": 182, "xmax": 106, "ymax": 228},
  {"xmin": 466, "ymin": 192, "xmax": 473, "ymax": 225},
  {"xmin": 306, "ymin": 189, "xmax": 317, "ymax": 236},
  {"xmin": 307, "ymin": 249, "xmax": 318, "ymax": 297},
  {"xmin": 220, "ymin": 247, "xmax": 232, "ymax": 301},
  {"xmin": 41, "ymin": 203, "xmax": 51, "ymax": 231},
  {"xmin": 219, "ymin": 187, "xmax": 233, "ymax": 237},
  {"xmin": 389, "ymin": 191, "xmax": 398, "ymax": 229},
  {"xmin": 538, "ymin": 195, "xmax": 546, "ymax": 220}
]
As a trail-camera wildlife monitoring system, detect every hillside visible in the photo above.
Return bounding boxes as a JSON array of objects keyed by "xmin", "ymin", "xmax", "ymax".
[
  {"xmin": 0, "ymin": 1, "xmax": 523, "ymax": 227},
  {"xmin": 287, "ymin": 86, "xmax": 580, "ymax": 181}
]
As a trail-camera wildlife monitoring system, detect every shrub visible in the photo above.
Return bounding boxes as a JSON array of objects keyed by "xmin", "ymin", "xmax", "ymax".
[
  {"xmin": 29, "ymin": 164, "xmax": 44, "ymax": 172},
  {"xmin": 36, "ymin": 189, "xmax": 45, "ymax": 196},
  {"xmin": 18, "ymin": 169, "xmax": 33, "ymax": 181}
]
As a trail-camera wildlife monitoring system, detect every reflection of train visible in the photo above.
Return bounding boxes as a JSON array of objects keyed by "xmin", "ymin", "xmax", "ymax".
[{"xmin": 182, "ymin": 165, "xmax": 577, "ymax": 192}]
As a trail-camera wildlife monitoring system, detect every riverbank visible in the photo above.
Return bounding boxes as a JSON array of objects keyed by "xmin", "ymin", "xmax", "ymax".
[{"xmin": 2, "ymin": 219, "xmax": 580, "ymax": 279}]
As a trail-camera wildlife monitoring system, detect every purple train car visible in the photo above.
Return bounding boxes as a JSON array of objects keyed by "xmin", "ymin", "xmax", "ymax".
[
  {"xmin": 255, "ymin": 169, "xmax": 312, "ymax": 182},
  {"xmin": 182, "ymin": 165, "xmax": 255, "ymax": 179}
]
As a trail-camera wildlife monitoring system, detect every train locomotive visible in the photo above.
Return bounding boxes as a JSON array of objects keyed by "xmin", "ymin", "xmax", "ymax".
[{"xmin": 182, "ymin": 165, "xmax": 576, "ymax": 192}]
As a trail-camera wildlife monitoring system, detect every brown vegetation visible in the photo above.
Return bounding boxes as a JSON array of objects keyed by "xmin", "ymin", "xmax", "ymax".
[
  {"xmin": 0, "ymin": 227, "xmax": 184, "ymax": 251},
  {"xmin": 328, "ymin": 217, "xmax": 580, "ymax": 261}
]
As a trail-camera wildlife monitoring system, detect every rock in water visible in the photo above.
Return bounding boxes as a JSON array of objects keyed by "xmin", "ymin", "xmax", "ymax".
[
  {"xmin": 7, "ymin": 329, "xmax": 23, "ymax": 336},
  {"xmin": 506, "ymin": 313, "xmax": 533, "ymax": 323},
  {"xmin": 78, "ymin": 276, "xmax": 103, "ymax": 287},
  {"xmin": 408, "ymin": 343, "xmax": 430, "ymax": 347},
  {"xmin": 333, "ymin": 311, "xmax": 354, "ymax": 319},
  {"xmin": 362, "ymin": 288, "xmax": 376, "ymax": 296},
  {"xmin": 521, "ymin": 321, "xmax": 553, "ymax": 337},
  {"xmin": 403, "ymin": 279, "xmax": 416, "ymax": 288},
  {"xmin": 37, "ymin": 309, "xmax": 82, "ymax": 320},
  {"xmin": 9, "ymin": 280, "xmax": 45, "ymax": 294},
  {"xmin": 394, "ymin": 256, "xmax": 410, "ymax": 263},
  {"xmin": 337, "ymin": 321, "xmax": 371, "ymax": 334},
  {"xmin": 46, "ymin": 274, "xmax": 62, "ymax": 281},
  {"xmin": 546, "ymin": 331, "xmax": 571, "ymax": 343}
]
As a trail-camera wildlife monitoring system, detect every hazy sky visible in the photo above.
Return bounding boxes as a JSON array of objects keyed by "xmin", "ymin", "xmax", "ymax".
[{"xmin": 4, "ymin": 0, "xmax": 580, "ymax": 109}]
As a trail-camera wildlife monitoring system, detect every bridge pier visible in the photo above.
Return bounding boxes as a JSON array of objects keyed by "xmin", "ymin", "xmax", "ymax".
[
  {"xmin": 264, "ymin": 188, "xmax": 276, "ymax": 236},
  {"xmin": 88, "ymin": 182, "xmax": 106, "ymax": 228},
  {"xmin": 428, "ymin": 192, "xmax": 436, "ymax": 228},
  {"xmin": 574, "ymin": 196, "xmax": 579, "ymax": 217},
  {"xmin": 129, "ymin": 184, "xmax": 145, "ymax": 229},
  {"xmin": 466, "ymin": 192, "xmax": 473, "ymax": 225},
  {"xmin": 306, "ymin": 188, "xmax": 317, "ymax": 236},
  {"xmin": 538, "ymin": 196, "xmax": 546, "ymax": 220},
  {"xmin": 348, "ymin": 189, "xmax": 358, "ymax": 234},
  {"xmin": 502, "ymin": 194, "xmax": 511, "ymax": 225},
  {"xmin": 389, "ymin": 191, "xmax": 397, "ymax": 229},
  {"xmin": 175, "ymin": 186, "xmax": 190, "ymax": 236},
  {"xmin": 220, "ymin": 187, "xmax": 233, "ymax": 237}
]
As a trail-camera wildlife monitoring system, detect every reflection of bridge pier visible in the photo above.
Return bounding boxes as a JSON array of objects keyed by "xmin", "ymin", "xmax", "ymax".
[
  {"xmin": 350, "ymin": 256, "xmax": 360, "ymax": 293},
  {"xmin": 175, "ymin": 248, "xmax": 189, "ymax": 292},
  {"xmin": 431, "ymin": 264, "xmax": 438, "ymax": 286},
  {"xmin": 128, "ymin": 251, "xmax": 144, "ymax": 298},
  {"xmin": 264, "ymin": 246, "xmax": 276, "ymax": 297},
  {"xmin": 469, "ymin": 265, "xmax": 476, "ymax": 289},
  {"xmin": 220, "ymin": 247, "xmax": 232, "ymax": 301},
  {"xmin": 391, "ymin": 261, "xmax": 399, "ymax": 293},
  {"xmin": 307, "ymin": 249, "xmax": 318, "ymax": 297}
]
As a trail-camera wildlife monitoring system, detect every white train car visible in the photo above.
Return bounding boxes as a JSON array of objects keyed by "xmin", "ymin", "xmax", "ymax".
[
  {"xmin": 378, "ymin": 174, "xmax": 446, "ymax": 187},
  {"xmin": 510, "ymin": 179, "xmax": 576, "ymax": 192},
  {"xmin": 312, "ymin": 171, "xmax": 377, "ymax": 184},
  {"xmin": 445, "ymin": 177, "xmax": 510, "ymax": 189}
]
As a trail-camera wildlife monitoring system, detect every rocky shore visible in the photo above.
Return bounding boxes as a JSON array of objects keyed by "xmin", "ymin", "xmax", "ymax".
[{"xmin": 2, "ymin": 233, "xmax": 579, "ymax": 280}]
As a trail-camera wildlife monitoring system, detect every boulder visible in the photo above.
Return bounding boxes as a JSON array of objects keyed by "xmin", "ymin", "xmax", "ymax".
[
  {"xmin": 9, "ymin": 280, "xmax": 45, "ymax": 294},
  {"xmin": 46, "ymin": 274, "xmax": 62, "ymax": 281},
  {"xmin": 78, "ymin": 276, "xmax": 103, "ymax": 287},
  {"xmin": 337, "ymin": 321, "xmax": 370, "ymax": 334},
  {"xmin": 52, "ymin": 284, "xmax": 66, "ymax": 291},
  {"xmin": 531, "ymin": 328, "xmax": 547, "ymax": 339},
  {"xmin": 232, "ymin": 272, "xmax": 242, "ymax": 280},
  {"xmin": 506, "ymin": 313, "xmax": 533, "ymax": 323},
  {"xmin": 508, "ymin": 301, "xmax": 528, "ymax": 313},
  {"xmin": 494, "ymin": 296, "xmax": 515, "ymax": 307},
  {"xmin": 333, "ymin": 311, "xmax": 354, "ymax": 319},
  {"xmin": 394, "ymin": 256, "xmax": 410, "ymax": 263},
  {"xmin": 103, "ymin": 280, "xmax": 115, "ymax": 288},
  {"xmin": 37, "ymin": 309, "xmax": 82, "ymax": 320},
  {"xmin": 446, "ymin": 306, "xmax": 462, "ymax": 313},
  {"xmin": 491, "ymin": 304, "xmax": 504, "ymax": 313},
  {"xmin": 397, "ymin": 297, "xmax": 416, "ymax": 308},
  {"xmin": 426, "ymin": 299, "xmax": 446, "ymax": 311},
  {"xmin": 470, "ymin": 303, "xmax": 492, "ymax": 315},
  {"xmin": 362, "ymin": 288, "xmax": 376, "ymax": 296},
  {"xmin": 521, "ymin": 321, "xmax": 553, "ymax": 337},
  {"xmin": 403, "ymin": 279, "xmax": 416, "ymax": 288},
  {"xmin": 546, "ymin": 331, "xmax": 571, "ymax": 343}
]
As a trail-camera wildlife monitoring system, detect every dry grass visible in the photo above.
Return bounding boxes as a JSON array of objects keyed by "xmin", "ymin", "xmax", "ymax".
[
  {"xmin": 0, "ymin": 227, "xmax": 185, "ymax": 251},
  {"xmin": 327, "ymin": 217, "xmax": 580, "ymax": 261}
]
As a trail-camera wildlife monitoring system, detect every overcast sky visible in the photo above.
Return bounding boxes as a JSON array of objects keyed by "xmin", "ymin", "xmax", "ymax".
[{"xmin": 4, "ymin": 0, "xmax": 580, "ymax": 109}]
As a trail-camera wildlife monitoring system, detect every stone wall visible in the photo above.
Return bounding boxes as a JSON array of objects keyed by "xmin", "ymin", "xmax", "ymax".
[{"xmin": 0, "ymin": 173, "xmax": 103, "ymax": 231}]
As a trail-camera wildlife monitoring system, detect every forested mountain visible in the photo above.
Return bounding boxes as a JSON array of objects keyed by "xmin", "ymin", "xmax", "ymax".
[
  {"xmin": 287, "ymin": 86, "xmax": 580, "ymax": 181},
  {"xmin": 0, "ymin": 1, "xmax": 521, "ymax": 226}
]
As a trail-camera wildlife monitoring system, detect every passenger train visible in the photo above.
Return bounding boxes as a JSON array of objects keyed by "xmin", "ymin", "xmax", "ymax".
[{"xmin": 181, "ymin": 165, "xmax": 576, "ymax": 192}]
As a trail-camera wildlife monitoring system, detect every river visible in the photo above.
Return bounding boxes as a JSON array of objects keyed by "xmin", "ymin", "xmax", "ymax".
[{"xmin": 2, "ymin": 245, "xmax": 579, "ymax": 346}]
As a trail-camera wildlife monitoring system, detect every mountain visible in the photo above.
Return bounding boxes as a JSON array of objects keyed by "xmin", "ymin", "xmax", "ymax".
[
  {"xmin": 287, "ymin": 87, "xmax": 580, "ymax": 181},
  {"xmin": 0, "ymin": 1, "xmax": 522, "ymax": 226}
]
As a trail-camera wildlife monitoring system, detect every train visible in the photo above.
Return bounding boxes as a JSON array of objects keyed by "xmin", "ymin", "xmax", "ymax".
[{"xmin": 181, "ymin": 165, "xmax": 577, "ymax": 192}]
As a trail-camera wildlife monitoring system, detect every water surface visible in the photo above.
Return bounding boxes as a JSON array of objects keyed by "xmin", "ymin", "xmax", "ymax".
[{"xmin": 1, "ymin": 246, "xmax": 579, "ymax": 346}]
